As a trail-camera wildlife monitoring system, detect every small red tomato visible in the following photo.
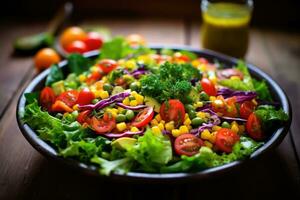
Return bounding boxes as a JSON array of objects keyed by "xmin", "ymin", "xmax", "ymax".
[
  {"xmin": 90, "ymin": 113, "xmax": 116, "ymax": 134},
  {"xmin": 76, "ymin": 88, "xmax": 95, "ymax": 105},
  {"xmin": 84, "ymin": 32, "xmax": 104, "ymax": 51},
  {"xmin": 215, "ymin": 128, "xmax": 240, "ymax": 153},
  {"xmin": 201, "ymin": 78, "xmax": 217, "ymax": 96},
  {"xmin": 86, "ymin": 71, "xmax": 103, "ymax": 85},
  {"xmin": 56, "ymin": 90, "xmax": 79, "ymax": 107},
  {"xmin": 240, "ymin": 101, "xmax": 256, "ymax": 119},
  {"xmin": 131, "ymin": 107, "xmax": 154, "ymax": 128},
  {"xmin": 65, "ymin": 40, "xmax": 88, "ymax": 54},
  {"xmin": 174, "ymin": 134, "xmax": 204, "ymax": 156},
  {"xmin": 246, "ymin": 113, "xmax": 264, "ymax": 140},
  {"xmin": 77, "ymin": 110, "xmax": 92, "ymax": 124},
  {"xmin": 160, "ymin": 99, "xmax": 186, "ymax": 127},
  {"xmin": 39, "ymin": 87, "xmax": 56, "ymax": 111},
  {"xmin": 97, "ymin": 59, "xmax": 117, "ymax": 74}
]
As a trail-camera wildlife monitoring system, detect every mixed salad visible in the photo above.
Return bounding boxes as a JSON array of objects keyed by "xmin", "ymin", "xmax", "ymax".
[{"xmin": 22, "ymin": 36, "xmax": 288, "ymax": 175}]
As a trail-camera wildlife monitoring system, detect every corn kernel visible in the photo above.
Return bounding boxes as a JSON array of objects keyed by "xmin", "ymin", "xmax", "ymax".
[
  {"xmin": 131, "ymin": 127, "xmax": 139, "ymax": 132},
  {"xmin": 155, "ymin": 114, "xmax": 162, "ymax": 122},
  {"xmin": 212, "ymin": 125, "xmax": 221, "ymax": 131},
  {"xmin": 158, "ymin": 123, "xmax": 164, "ymax": 131},
  {"xmin": 201, "ymin": 129, "xmax": 211, "ymax": 140},
  {"xmin": 209, "ymin": 132, "xmax": 217, "ymax": 143},
  {"xmin": 179, "ymin": 125, "xmax": 189, "ymax": 134},
  {"xmin": 117, "ymin": 107, "xmax": 124, "ymax": 113},
  {"xmin": 125, "ymin": 60, "xmax": 137, "ymax": 70},
  {"xmin": 171, "ymin": 129, "xmax": 181, "ymax": 137},
  {"xmin": 194, "ymin": 101, "xmax": 204, "ymax": 108},
  {"xmin": 199, "ymin": 64, "xmax": 207, "ymax": 72},
  {"xmin": 135, "ymin": 94, "xmax": 144, "ymax": 104},
  {"xmin": 209, "ymin": 96, "xmax": 216, "ymax": 101},
  {"xmin": 72, "ymin": 104, "xmax": 79, "ymax": 110},
  {"xmin": 160, "ymin": 120, "xmax": 165, "ymax": 125},
  {"xmin": 79, "ymin": 74, "xmax": 86, "ymax": 82},
  {"xmin": 231, "ymin": 124, "xmax": 239, "ymax": 133},
  {"xmin": 116, "ymin": 122, "xmax": 127, "ymax": 131},
  {"xmin": 204, "ymin": 141, "xmax": 213, "ymax": 148},
  {"xmin": 184, "ymin": 118, "xmax": 191, "ymax": 126},
  {"xmin": 122, "ymin": 97, "xmax": 130, "ymax": 105},
  {"xmin": 197, "ymin": 112, "xmax": 206, "ymax": 119},
  {"xmin": 184, "ymin": 113, "xmax": 189, "ymax": 120},
  {"xmin": 151, "ymin": 126, "xmax": 162, "ymax": 135},
  {"xmin": 90, "ymin": 65, "xmax": 98, "ymax": 73},
  {"xmin": 111, "ymin": 108, "xmax": 118, "ymax": 114},
  {"xmin": 191, "ymin": 60, "xmax": 200, "ymax": 68},
  {"xmin": 99, "ymin": 90, "xmax": 109, "ymax": 99},
  {"xmin": 131, "ymin": 91, "xmax": 138, "ymax": 97},
  {"xmin": 209, "ymin": 77, "xmax": 217, "ymax": 85},
  {"xmin": 130, "ymin": 100, "xmax": 138, "ymax": 106},
  {"xmin": 165, "ymin": 121, "xmax": 175, "ymax": 131},
  {"xmin": 101, "ymin": 76, "xmax": 108, "ymax": 82},
  {"xmin": 94, "ymin": 90, "xmax": 102, "ymax": 98},
  {"xmin": 151, "ymin": 119, "xmax": 159, "ymax": 126}
]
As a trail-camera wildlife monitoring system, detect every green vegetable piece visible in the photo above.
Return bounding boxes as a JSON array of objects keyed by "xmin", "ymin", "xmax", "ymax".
[
  {"xmin": 112, "ymin": 137, "xmax": 137, "ymax": 150},
  {"xmin": 14, "ymin": 32, "xmax": 54, "ymax": 51},
  {"xmin": 103, "ymin": 83, "xmax": 113, "ymax": 94},
  {"xmin": 128, "ymin": 96, "xmax": 135, "ymax": 101},
  {"xmin": 45, "ymin": 64, "xmax": 64, "ymax": 87},
  {"xmin": 129, "ymin": 82, "xmax": 140, "ymax": 92},
  {"xmin": 188, "ymin": 110, "xmax": 197, "ymax": 119},
  {"xmin": 125, "ymin": 110, "xmax": 135, "ymax": 121},
  {"xmin": 92, "ymin": 99, "xmax": 100, "ymax": 104},
  {"xmin": 67, "ymin": 53, "xmax": 91, "ymax": 75},
  {"xmin": 199, "ymin": 92, "xmax": 209, "ymax": 101},
  {"xmin": 191, "ymin": 117, "xmax": 204, "ymax": 126},
  {"xmin": 185, "ymin": 104, "xmax": 195, "ymax": 112},
  {"xmin": 253, "ymin": 79, "xmax": 273, "ymax": 101},
  {"xmin": 144, "ymin": 96, "xmax": 161, "ymax": 112},
  {"xmin": 112, "ymin": 86, "xmax": 124, "ymax": 95},
  {"xmin": 24, "ymin": 92, "xmax": 39, "ymax": 104},
  {"xmin": 51, "ymin": 80, "xmax": 65, "ymax": 96},
  {"xmin": 179, "ymin": 50, "xmax": 197, "ymax": 60},
  {"xmin": 221, "ymin": 121, "xmax": 231, "ymax": 128},
  {"xmin": 116, "ymin": 114, "xmax": 126, "ymax": 122}
]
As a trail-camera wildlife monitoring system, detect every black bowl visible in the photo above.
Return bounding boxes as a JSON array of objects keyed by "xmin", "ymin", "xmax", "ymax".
[{"xmin": 16, "ymin": 46, "xmax": 292, "ymax": 182}]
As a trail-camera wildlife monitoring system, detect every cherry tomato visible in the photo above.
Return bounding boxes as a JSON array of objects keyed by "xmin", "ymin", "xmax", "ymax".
[
  {"xmin": 217, "ymin": 68, "xmax": 244, "ymax": 80},
  {"xmin": 212, "ymin": 96, "xmax": 238, "ymax": 117},
  {"xmin": 65, "ymin": 40, "xmax": 88, "ymax": 54},
  {"xmin": 126, "ymin": 34, "xmax": 146, "ymax": 46},
  {"xmin": 246, "ymin": 113, "xmax": 264, "ymax": 140},
  {"xmin": 174, "ymin": 134, "xmax": 204, "ymax": 156},
  {"xmin": 39, "ymin": 87, "xmax": 56, "ymax": 111},
  {"xmin": 115, "ymin": 77, "xmax": 126, "ymax": 86},
  {"xmin": 56, "ymin": 90, "xmax": 79, "ymax": 107},
  {"xmin": 97, "ymin": 59, "xmax": 117, "ymax": 74},
  {"xmin": 76, "ymin": 88, "xmax": 95, "ymax": 105},
  {"xmin": 160, "ymin": 99, "xmax": 185, "ymax": 126},
  {"xmin": 77, "ymin": 110, "xmax": 92, "ymax": 124},
  {"xmin": 84, "ymin": 32, "xmax": 103, "ymax": 50},
  {"xmin": 34, "ymin": 48, "xmax": 61, "ymax": 71},
  {"xmin": 240, "ymin": 101, "xmax": 256, "ymax": 119},
  {"xmin": 201, "ymin": 78, "xmax": 217, "ymax": 96},
  {"xmin": 215, "ymin": 128, "xmax": 240, "ymax": 153},
  {"xmin": 51, "ymin": 100, "xmax": 73, "ymax": 113},
  {"xmin": 60, "ymin": 27, "xmax": 87, "ymax": 48},
  {"xmin": 131, "ymin": 107, "xmax": 154, "ymax": 128},
  {"xmin": 86, "ymin": 71, "xmax": 103, "ymax": 85},
  {"xmin": 90, "ymin": 113, "xmax": 116, "ymax": 134},
  {"xmin": 173, "ymin": 52, "xmax": 190, "ymax": 62}
]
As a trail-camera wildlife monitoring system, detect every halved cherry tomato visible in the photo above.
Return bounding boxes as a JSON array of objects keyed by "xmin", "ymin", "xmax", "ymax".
[
  {"xmin": 201, "ymin": 78, "xmax": 217, "ymax": 96},
  {"xmin": 39, "ymin": 87, "xmax": 56, "ymax": 111},
  {"xmin": 76, "ymin": 88, "xmax": 95, "ymax": 105},
  {"xmin": 115, "ymin": 77, "xmax": 126, "ymax": 86},
  {"xmin": 84, "ymin": 32, "xmax": 103, "ymax": 51},
  {"xmin": 65, "ymin": 40, "xmax": 88, "ymax": 54},
  {"xmin": 77, "ymin": 110, "xmax": 92, "ymax": 124},
  {"xmin": 240, "ymin": 101, "xmax": 256, "ymax": 119},
  {"xmin": 160, "ymin": 99, "xmax": 185, "ymax": 126},
  {"xmin": 56, "ymin": 90, "xmax": 79, "ymax": 107},
  {"xmin": 86, "ymin": 71, "xmax": 103, "ymax": 85},
  {"xmin": 97, "ymin": 59, "xmax": 117, "ymax": 74},
  {"xmin": 174, "ymin": 134, "xmax": 204, "ymax": 156},
  {"xmin": 90, "ymin": 113, "xmax": 116, "ymax": 134},
  {"xmin": 212, "ymin": 96, "xmax": 238, "ymax": 117},
  {"xmin": 217, "ymin": 68, "xmax": 244, "ymax": 80},
  {"xmin": 51, "ymin": 100, "xmax": 73, "ymax": 113},
  {"xmin": 215, "ymin": 128, "xmax": 240, "ymax": 153},
  {"xmin": 246, "ymin": 113, "xmax": 264, "ymax": 140},
  {"xmin": 131, "ymin": 107, "xmax": 154, "ymax": 128},
  {"xmin": 173, "ymin": 52, "xmax": 190, "ymax": 62}
]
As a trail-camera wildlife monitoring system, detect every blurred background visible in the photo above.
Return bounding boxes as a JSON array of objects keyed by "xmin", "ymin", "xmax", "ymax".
[{"xmin": 1, "ymin": 0, "xmax": 300, "ymax": 30}]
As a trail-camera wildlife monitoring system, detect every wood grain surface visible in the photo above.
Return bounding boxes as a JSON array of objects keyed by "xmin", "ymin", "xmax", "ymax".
[{"xmin": 0, "ymin": 18, "xmax": 299, "ymax": 200}]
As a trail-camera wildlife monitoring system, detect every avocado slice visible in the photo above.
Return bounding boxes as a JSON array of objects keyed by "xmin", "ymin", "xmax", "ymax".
[
  {"xmin": 52, "ymin": 80, "xmax": 65, "ymax": 95},
  {"xmin": 144, "ymin": 96, "xmax": 161, "ymax": 112},
  {"xmin": 111, "ymin": 137, "xmax": 137, "ymax": 150}
]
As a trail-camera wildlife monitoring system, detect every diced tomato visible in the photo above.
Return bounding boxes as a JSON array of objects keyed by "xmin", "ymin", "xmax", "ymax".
[
  {"xmin": 131, "ymin": 107, "xmax": 154, "ymax": 128},
  {"xmin": 86, "ymin": 71, "xmax": 103, "ymax": 85},
  {"xmin": 174, "ymin": 134, "xmax": 204, "ymax": 156},
  {"xmin": 77, "ymin": 110, "xmax": 92, "ymax": 124},
  {"xmin": 39, "ymin": 87, "xmax": 56, "ymax": 111},
  {"xmin": 246, "ymin": 113, "xmax": 264, "ymax": 140},
  {"xmin": 215, "ymin": 128, "xmax": 240, "ymax": 153},
  {"xmin": 240, "ymin": 101, "xmax": 256, "ymax": 119},
  {"xmin": 76, "ymin": 88, "xmax": 95, "ymax": 105},
  {"xmin": 56, "ymin": 90, "xmax": 79, "ymax": 107},
  {"xmin": 212, "ymin": 96, "xmax": 238, "ymax": 117},
  {"xmin": 51, "ymin": 100, "xmax": 73, "ymax": 113},
  {"xmin": 97, "ymin": 59, "xmax": 117, "ymax": 74},
  {"xmin": 160, "ymin": 99, "xmax": 185, "ymax": 127},
  {"xmin": 84, "ymin": 32, "xmax": 103, "ymax": 51},
  {"xmin": 201, "ymin": 78, "xmax": 217, "ymax": 96},
  {"xmin": 90, "ymin": 113, "xmax": 116, "ymax": 134},
  {"xmin": 65, "ymin": 40, "xmax": 88, "ymax": 54}
]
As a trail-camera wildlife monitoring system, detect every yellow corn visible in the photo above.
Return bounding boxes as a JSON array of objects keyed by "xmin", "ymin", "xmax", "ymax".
[
  {"xmin": 72, "ymin": 104, "xmax": 79, "ymax": 111},
  {"xmin": 101, "ymin": 76, "xmax": 108, "ymax": 82},
  {"xmin": 191, "ymin": 60, "xmax": 200, "ymax": 68},
  {"xmin": 199, "ymin": 64, "xmax": 207, "ymax": 72},
  {"xmin": 184, "ymin": 113, "xmax": 189, "ymax": 120},
  {"xmin": 158, "ymin": 123, "xmax": 164, "ymax": 131},
  {"xmin": 252, "ymin": 99, "xmax": 258, "ymax": 106},
  {"xmin": 79, "ymin": 74, "xmax": 87, "ymax": 82},
  {"xmin": 90, "ymin": 65, "xmax": 98, "ymax": 73},
  {"xmin": 231, "ymin": 124, "xmax": 239, "ymax": 133},
  {"xmin": 209, "ymin": 96, "xmax": 216, "ymax": 101},
  {"xmin": 179, "ymin": 125, "xmax": 189, "ymax": 134},
  {"xmin": 209, "ymin": 132, "xmax": 217, "ymax": 143},
  {"xmin": 151, "ymin": 126, "xmax": 162, "ymax": 136},
  {"xmin": 155, "ymin": 114, "xmax": 162, "ymax": 122},
  {"xmin": 94, "ymin": 90, "xmax": 101, "ymax": 98},
  {"xmin": 165, "ymin": 121, "xmax": 175, "ymax": 131},
  {"xmin": 194, "ymin": 101, "xmax": 204, "ymax": 108},
  {"xmin": 122, "ymin": 97, "xmax": 130, "ymax": 105},
  {"xmin": 117, "ymin": 107, "xmax": 124, "ymax": 113},
  {"xmin": 131, "ymin": 127, "xmax": 140, "ymax": 132},
  {"xmin": 204, "ymin": 141, "xmax": 213, "ymax": 148},
  {"xmin": 130, "ymin": 100, "xmax": 138, "ymax": 106},
  {"xmin": 171, "ymin": 129, "xmax": 181, "ymax": 137},
  {"xmin": 116, "ymin": 122, "xmax": 127, "ymax": 132},
  {"xmin": 209, "ymin": 77, "xmax": 217, "ymax": 85},
  {"xmin": 212, "ymin": 125, "xmax": 221, "ymax": 131},
  {"xmin": 184, "ymin": 118, "xmax": 191, "ymax": 126},
  {"xmin": 99, "ymin": 90, "xmax": 109, "ymax": 99},
  {"xmin": 160, "ymin": 120, "xmax": 165, "ymax": 125},
  {"xmin": 131, "ymin": 91, "xmax": 138, "ymax": 97},
  {"xmin": 135, "ymin": 94, "xmax": 144, "ymax": 104},
  {"xmin": 197, "ymin": 112, "xmax": 206, "ymax": 119},
  {"xmin": 151, "ymin": 119, "xmax": 159, "ymax": 126},
  {"xmin": 106, "ymin": 109, "xmax": 118, "ymax": 118},
  {"xmin": 201, "ymin": 129, "xmax": 211, "ymax": 140},
  {"xmin": 125, "ymin": 60, "xmax": 137, "ymax": 70}
]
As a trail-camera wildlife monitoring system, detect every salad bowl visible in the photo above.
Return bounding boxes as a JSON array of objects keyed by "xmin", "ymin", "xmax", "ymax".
[{"xmin": 16, "ymin": 45, "xmax": 292, "ymax": 182}]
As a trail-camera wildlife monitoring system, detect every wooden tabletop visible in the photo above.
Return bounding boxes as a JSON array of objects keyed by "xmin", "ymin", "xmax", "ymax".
[{"xmin": 0, "ymin": 18, "xmax": 300, "ymax": 200}]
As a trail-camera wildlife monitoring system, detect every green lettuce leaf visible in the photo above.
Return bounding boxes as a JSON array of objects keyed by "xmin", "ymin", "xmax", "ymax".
[
  {"xmin": 45, "ymin": 64, "xmax": 64, "ymax": 86},
  {"xmin": 253, "ymin": 79, "xmax": 273, "ymax": 101},
  {"xmin": 91, "ymin": 156, "xmax": 132, "ymax": 175},
  {"xmin": 67, "ymin": 53, "xmax": 91, "ymax": 75}
]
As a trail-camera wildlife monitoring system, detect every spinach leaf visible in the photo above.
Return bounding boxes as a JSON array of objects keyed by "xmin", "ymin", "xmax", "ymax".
[
  {"xmin": 45, "ymin": 64, "xmax": 64, "ymax": 86},
  {"xmin": 24, "ymin": 92, "xmax": 39, "ymax": 103},
  {"xmin": 67, "ymin": 53, "xmax": 90, "ymax": 75},
  {"xmin": 253, "ymin": 79, "xmax": 273, "ymax": 101}
]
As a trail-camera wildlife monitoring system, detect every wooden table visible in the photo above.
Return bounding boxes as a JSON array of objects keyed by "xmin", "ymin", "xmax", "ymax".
[{"xmin": 0, "ymin": 18, "xmax": 300, "ymax": 200}]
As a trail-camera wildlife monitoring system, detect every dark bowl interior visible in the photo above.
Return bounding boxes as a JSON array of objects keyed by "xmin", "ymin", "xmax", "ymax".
[{"xmin": 16, "ymin": 46, "xmax": 292, "ymax": 182}]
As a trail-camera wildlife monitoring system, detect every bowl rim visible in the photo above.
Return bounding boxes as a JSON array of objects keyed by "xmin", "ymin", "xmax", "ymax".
[{"xmin": 16, "ymin": 45, "xmax": 292, "ymax": 182}]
